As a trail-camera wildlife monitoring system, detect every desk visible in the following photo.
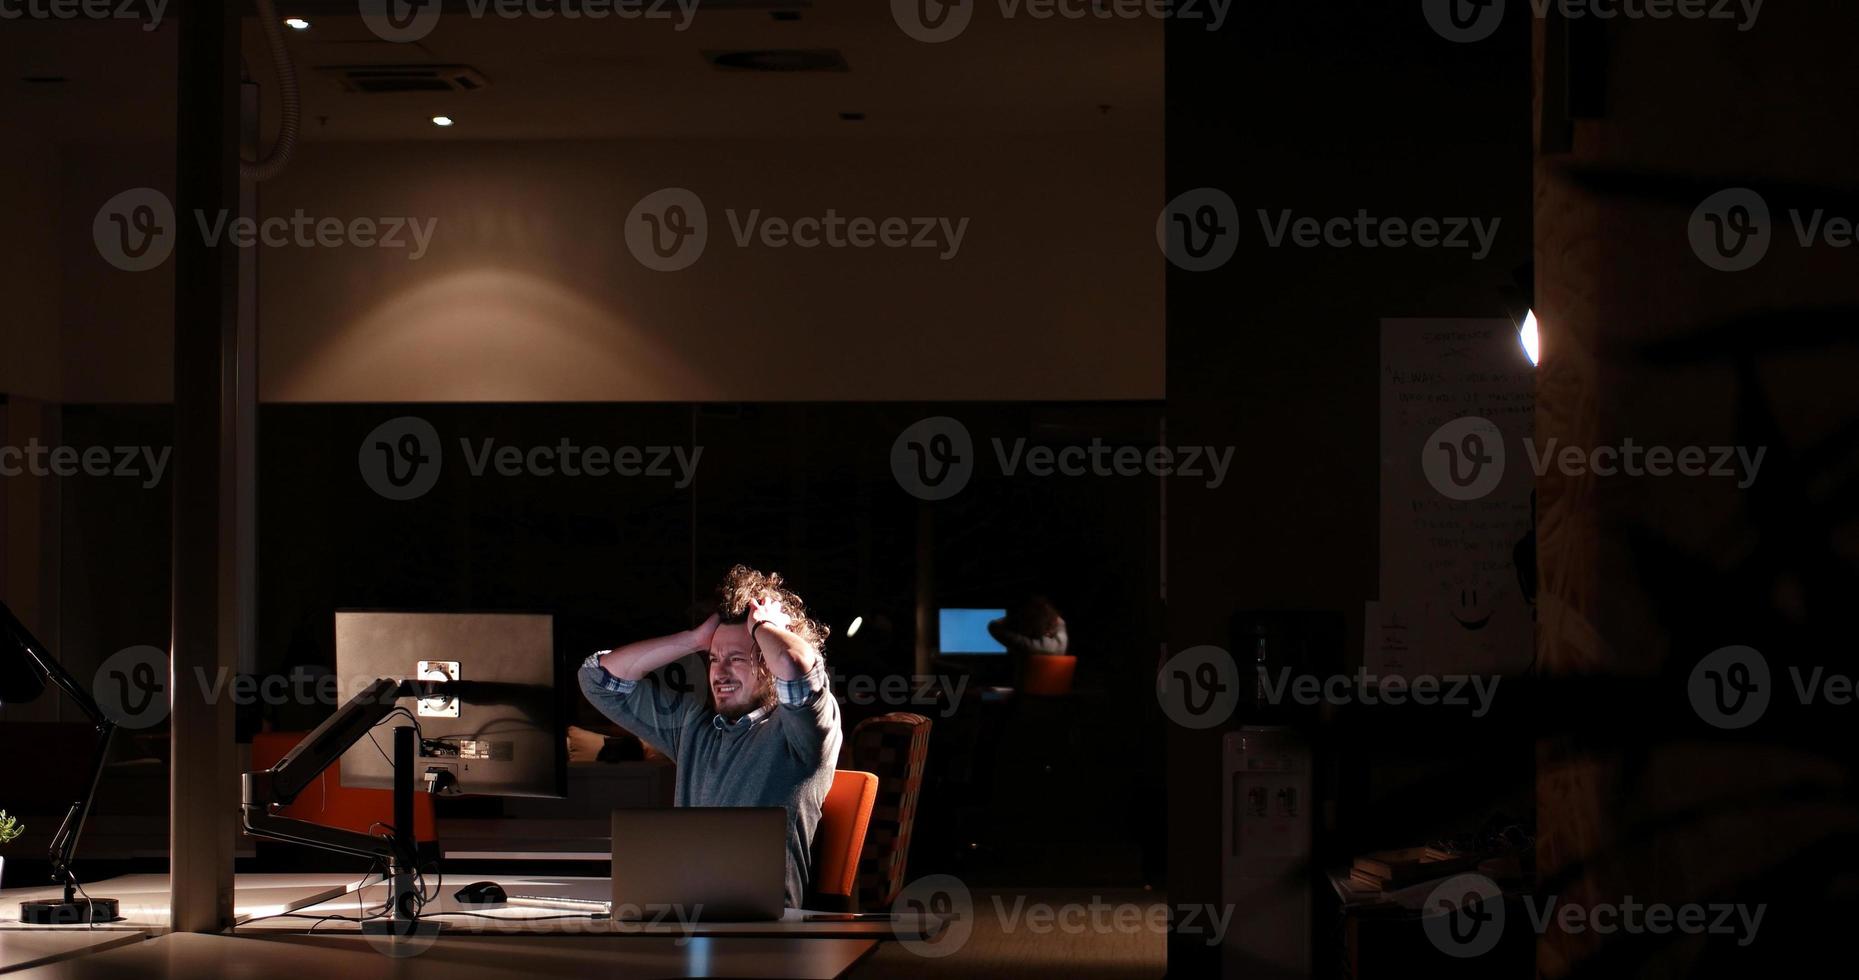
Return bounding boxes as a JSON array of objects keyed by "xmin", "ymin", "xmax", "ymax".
[
  {"xmin": 2, "ymin": 875, "xmax": 940, "ymax": 978},
  {"xmin": 0, "ymin": 932, "xmax": 146, "ymax": 975},
  {"xmin": 9, "ymin": 931, "xmax": 877, "ymax": 979},
  {"xmin": 237, "ymin": 874, "xmax": 942, "ymax": 941},
  {"xmin": 1324, "ymin": 868, "xmax": 1533, "ymax": 978},
  {"xmin": 0, "ymin": 875, "xmax": 367, "ymax": 931},
  {"xmin": 1, "ymin": 874, "xmax": 943, "ymax": 939}
]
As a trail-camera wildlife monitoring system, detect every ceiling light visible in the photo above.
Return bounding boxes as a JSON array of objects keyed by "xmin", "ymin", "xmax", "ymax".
[
  {"xmin": 846, "ymin": 616, "xmax": 863, "ymax": 638},
  {"xmin": 431, "ymin": 116, "xmax": 454, "ymax": 127},
  {"xmin": 284, "ymin": 17, "xmax": 310, "ymax": 30}
]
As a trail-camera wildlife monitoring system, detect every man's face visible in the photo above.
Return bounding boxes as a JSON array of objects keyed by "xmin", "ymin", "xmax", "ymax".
[{"xmin": 707, "ymin": 623, "xmax": 767, "ymax": 719}]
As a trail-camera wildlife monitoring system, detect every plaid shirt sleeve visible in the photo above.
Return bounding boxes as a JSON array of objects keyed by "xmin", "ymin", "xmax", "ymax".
[
  {"xmin": 581, "ymin": 651, "xmax": 637, "ymax": 694},
  {"xmin": 578, "ymin": 650, "xmax": 700, "ymax": 759},
  {"xmin": 772, "ymin": 656, "xmax": 829, "ymax": 707}
]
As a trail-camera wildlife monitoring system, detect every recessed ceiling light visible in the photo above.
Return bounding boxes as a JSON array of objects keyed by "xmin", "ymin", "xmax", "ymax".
[
  {"xmin": 284, "ymin": 17, "xmax": 310, "ymax": 30},
  {"xmin": 431, "ymin": 116, "xmax": 454, "ymax": 127}
]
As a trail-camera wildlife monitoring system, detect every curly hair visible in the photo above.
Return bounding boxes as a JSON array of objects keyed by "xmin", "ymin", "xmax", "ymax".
[
  {"xmin": 712, "ymin": 564, "xmax": 830, "ymax": 652},
  {"xmin": 705, "ymin": 565, "xmax": 827, "ymax": 717}
]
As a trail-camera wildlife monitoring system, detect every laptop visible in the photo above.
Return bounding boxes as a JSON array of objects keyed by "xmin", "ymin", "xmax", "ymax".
[{"xmin": 608, "ymin": 807, "xmax": 787, "ymax": 922}]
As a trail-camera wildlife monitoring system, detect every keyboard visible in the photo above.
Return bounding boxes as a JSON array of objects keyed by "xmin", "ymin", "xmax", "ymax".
[{"xmin": 506, "ymin": 894, "xmax": 613, "ymax": 913}]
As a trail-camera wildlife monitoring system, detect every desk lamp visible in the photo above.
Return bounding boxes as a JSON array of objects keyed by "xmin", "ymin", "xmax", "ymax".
[{"xmin": 0, "ymin": 601, "xmax": 120, "ymax": 924}]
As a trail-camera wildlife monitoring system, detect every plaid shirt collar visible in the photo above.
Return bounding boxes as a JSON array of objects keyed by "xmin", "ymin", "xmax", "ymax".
[
  {"xmin": 714, "ymin": 659, "xmax": 828, "ymax": 729},
  {"xmin": 712, "ymin": 705, "xmax": 771, "ymax": 731}
]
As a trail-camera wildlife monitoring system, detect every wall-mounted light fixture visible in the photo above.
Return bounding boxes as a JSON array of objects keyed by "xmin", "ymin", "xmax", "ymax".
[{"xmin": 1518, "ymin": 309, "xmax": 1540, "ymax": 366}]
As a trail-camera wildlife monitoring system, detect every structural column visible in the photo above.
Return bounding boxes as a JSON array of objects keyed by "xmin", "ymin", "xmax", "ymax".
[{"xmin": 171, "ymin": 0, "xmax": 241, "ymax": 934}]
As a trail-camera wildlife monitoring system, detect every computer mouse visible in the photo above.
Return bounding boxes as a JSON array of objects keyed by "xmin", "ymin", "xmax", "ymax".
[{"xmin": 453, "ymin": 881, "xmax": 508, "ymax": 905}]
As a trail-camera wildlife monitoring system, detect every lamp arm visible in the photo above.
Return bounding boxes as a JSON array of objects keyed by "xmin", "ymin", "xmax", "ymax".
[
  {"xmin": 47, "ymin": 718, "xmax": 115, "ymax": 898},
  {"xmin": 2, "ymin": 600, "xmax": 119, "ymax": 895}
]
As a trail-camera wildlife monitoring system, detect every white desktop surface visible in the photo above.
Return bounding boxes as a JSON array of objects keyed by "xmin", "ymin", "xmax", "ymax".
[
  {"xmin": 7, "ymin": 931, "xmax": 878, "ymax": 980},
  {"xmin": 1, "ymin": 873, "xmax": 943, "ymax": 940},
  {"xmin": 244, "ymin": 874, "xmax": 944, "ymax": 940},
  {"xmin": 0, "ymin": 875, "xmax": 363, "ymax": 932},
  {"xmin": 0, "ymin": 931, "xmax": 147, "ymax": 974}
]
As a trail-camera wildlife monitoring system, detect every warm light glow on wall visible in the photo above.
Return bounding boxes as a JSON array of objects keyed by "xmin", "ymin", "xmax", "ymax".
[{"xmin": 276, "ymin": 268, "xmax": 716, "ymax": 402}]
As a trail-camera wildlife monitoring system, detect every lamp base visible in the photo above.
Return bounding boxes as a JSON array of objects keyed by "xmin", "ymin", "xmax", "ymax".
[{"xmin": 20, "ymin": 897, "xmax": 119, "ymax": 925}]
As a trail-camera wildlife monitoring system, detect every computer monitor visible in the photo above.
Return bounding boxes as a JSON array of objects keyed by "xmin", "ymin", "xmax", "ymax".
[
  {"xmin": 938, "ymin": 607, "xmax": 1008, "ymax": 655},
  {"xmin": 335, "ymin": 611, "xmax": 564, "ymax": 799}
]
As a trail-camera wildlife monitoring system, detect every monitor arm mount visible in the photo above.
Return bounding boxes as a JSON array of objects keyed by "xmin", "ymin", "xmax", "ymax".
[{"xmin": 240, "ymin": 677, "xmax": 452, "ymax": 929}]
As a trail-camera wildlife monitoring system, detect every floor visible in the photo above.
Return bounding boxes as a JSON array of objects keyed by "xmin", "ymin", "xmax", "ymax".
[{"xmin": 851, "ymin": 887, "xmax": 1168, "ymax": 980}]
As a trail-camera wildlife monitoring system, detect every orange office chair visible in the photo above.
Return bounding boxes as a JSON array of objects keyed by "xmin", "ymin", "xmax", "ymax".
[
  {"xmin": 1022, "ymin": 653, "xmax": 1077, "ymax": 697},
  {"xmin": 249, "ymin": 731, "xmax": 436, "ymax": 860},
  {"xmin": 806, "ymin": 769, "xmax": 878, "ymax": 912}
]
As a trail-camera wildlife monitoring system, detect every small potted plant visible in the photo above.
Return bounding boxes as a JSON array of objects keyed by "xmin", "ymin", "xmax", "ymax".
[{"xmin": 0, "ymin": 810, "xmax": 23, "ymax": 888}]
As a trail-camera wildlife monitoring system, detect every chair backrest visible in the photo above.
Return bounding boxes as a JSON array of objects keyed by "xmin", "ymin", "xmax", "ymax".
[
  {"xmin": 809, "ymin": 769, "xmax": 878, "ymax": 910},
  {"xmin": 849, "ymin": 712, "xmax": 933, "ymax": 910},
  {"xmin": 1022, "ymin": 654, "xmax": 1077, "ymax": 697},
  {"xmin": 250, "ymin": 731, "xmax": 436, "ymax": 841}
]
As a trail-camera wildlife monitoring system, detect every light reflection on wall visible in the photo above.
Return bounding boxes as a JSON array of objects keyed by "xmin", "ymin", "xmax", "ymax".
[{"xmin": 278, "ymin": 267, "xmax": 716, "ymax": 403}]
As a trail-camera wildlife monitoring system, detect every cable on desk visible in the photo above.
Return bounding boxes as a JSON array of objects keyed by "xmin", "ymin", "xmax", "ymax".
[{"xmin": 237, "ymin": 863, "xmax": 392, "ymax": 930}]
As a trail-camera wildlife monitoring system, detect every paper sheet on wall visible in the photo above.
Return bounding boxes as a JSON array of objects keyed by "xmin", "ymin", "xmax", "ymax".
[{"xmin": 1376, "ymin": 318, "xmax": 1535, "ymax": 677}]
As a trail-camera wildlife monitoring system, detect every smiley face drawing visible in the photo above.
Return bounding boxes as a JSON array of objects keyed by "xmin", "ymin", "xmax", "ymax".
[{"xmin": 1448, "ymin": 583, "xmax": 1493, "ymax": 631}]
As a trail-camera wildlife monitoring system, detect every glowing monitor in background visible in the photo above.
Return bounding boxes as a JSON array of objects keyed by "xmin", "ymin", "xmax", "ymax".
[{"xmin": 938, "ymin": 608, "xmax": 1007, "ymax": 654}]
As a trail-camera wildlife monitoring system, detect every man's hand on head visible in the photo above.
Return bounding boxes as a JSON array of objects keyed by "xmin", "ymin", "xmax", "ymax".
[
  {"xmin": 747, "ymin": 597, "xmax": 793, "ymax": 631},
  {"xmin": 745, "ymin": 597, "xmax": 817, "ymax": 679},
  {"xmin": 597, "ymin": 613, "xmax": 723, "ymax": 682},
  {"xmin": 689, "ymin": 612, "xmax": 721, "ymax": 650}
]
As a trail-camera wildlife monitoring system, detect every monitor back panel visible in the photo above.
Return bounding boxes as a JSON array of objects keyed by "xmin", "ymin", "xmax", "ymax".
[{"xmin": 336, "ymin": 611, "xmax": 563, "ymax": 798}]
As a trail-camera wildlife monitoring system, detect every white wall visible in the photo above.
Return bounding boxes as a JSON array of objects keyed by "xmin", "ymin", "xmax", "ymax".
[{"xmin": 254, "ymin": 136, "xmax": 1163, "ymax": 403}]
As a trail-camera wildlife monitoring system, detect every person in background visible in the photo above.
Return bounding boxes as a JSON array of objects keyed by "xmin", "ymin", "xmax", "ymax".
[{"xmin": 988, "ymin": 596, "xmax": 1068, "ymax": 687}]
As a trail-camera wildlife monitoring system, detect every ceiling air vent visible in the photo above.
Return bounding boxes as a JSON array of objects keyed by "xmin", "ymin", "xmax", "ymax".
[
  {"xmin": 704, "ymin": 49, "xmax": 848, "ymax": 72},
  {"xmin": 322, "ymin": 65, "xmax": 490, "ymax": 94}
]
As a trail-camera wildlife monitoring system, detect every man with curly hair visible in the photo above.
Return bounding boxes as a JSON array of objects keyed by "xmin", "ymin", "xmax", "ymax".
[{"xmin": 578, "ymin": 565, "xmax": 840, "ymax": 909}]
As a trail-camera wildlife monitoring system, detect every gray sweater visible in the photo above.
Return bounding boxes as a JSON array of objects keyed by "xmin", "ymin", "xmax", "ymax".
[{"xmin": 578, "ymin": 651, "xmax": 842, "ymax": 908}]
